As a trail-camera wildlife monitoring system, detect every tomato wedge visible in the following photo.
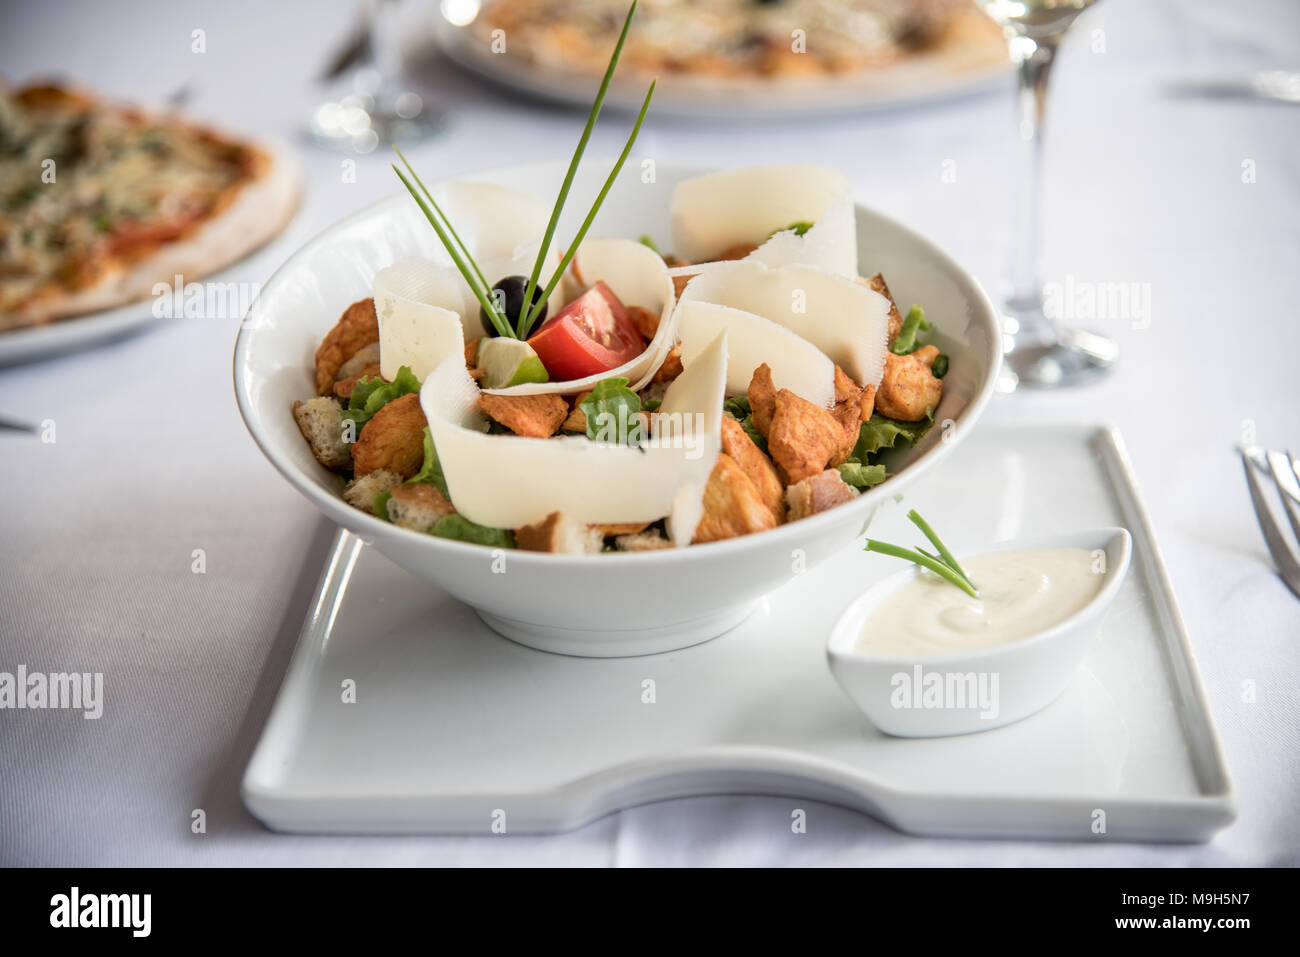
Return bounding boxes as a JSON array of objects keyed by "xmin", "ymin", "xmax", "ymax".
[{"xmin": 526, "ymin": 281, "xmax": 647, "ymax": 381}]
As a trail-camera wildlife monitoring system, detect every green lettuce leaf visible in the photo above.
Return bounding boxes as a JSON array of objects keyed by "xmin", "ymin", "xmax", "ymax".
[
  {"xmin": 768, "ymin": 220, "xmax": 814, "ymax": 238},
  {"xmin": 838, "ymin": 462, "xmax": 887, "ymax": 489},
  {"xmin": 407, "ymin": 427, "xmax": 449, "ymax": 497},
  {"xmin": 720, "ymin": 396, "xmax": 768, "ymax": 452},
  {"xmin": 343, "ymin": 365, "xmax": 421, "ymax": 431},
  {"xmin": 852, "ymin": 412, "xmax": 934, "ymax": 462},
  {"xmin": 581, "ymin": 377, "xmax": 643, "ymax": 444},
  {"xmin": 431, "ymin": 514, "xmax": 515, "ymax": 548},
  {"xmin": 723, "ymin": 395, "xmax": 751, "ymax": 420},
  {"xmin": 739, "ymin": 414, "xmax": 768, "ymax": 454},
  {"xmin": 891, "ymin": 305, "xmax": 932, "ymax": 356}
]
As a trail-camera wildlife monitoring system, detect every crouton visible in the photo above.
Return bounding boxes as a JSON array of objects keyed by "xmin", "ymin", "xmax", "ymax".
[
  {"xmin": 875, "ymin": 346, "xmax": 944, "ymax": 422},
  {"xmin": 315, "ymin": 297, "xmax": 379, "ymax": 395},
  {"xmin": 862, "ymin": 273, "xmax": 904, "ymax": 345},
  {"xmin": 292, "ymin": 396, "xmax": 353, "ymax": 471},
  {"xmin": 720, "ymin": 417, "xmax": 784, "ymax": 523},
  {"xmin": 351, "ymin": 393, "xmax": 427, "ymax": 479},
  {"xmin": 385, "ymin": 483, "xmax": 455, "ymax": 532},
  {"xmin": 692, "ymin": 454, "xmax": 778, "ymax": 544},
  {"xmin": 333, "ymin": 362, "xmax": 381, "ymax": 400},
  {"xmin": 747, "ymin": 363, "xmax": 777, "ymax": 436},
  {"xmin": 652, "ymin": 344, "xmax": 683, "ymax": 384},
  {"xmin": 785, "ymin": 469, "xmax": 860, "ymax": 522},
  {"xmin": 767, "ymin": 389, "xmax": 847, "ymax": 485},
  {"xmin": 342, "ymin": 469, "xmax": 402, "ymax": 513},
  {"xmin": 628, "ymin": 305, "xmax": 660, "ymax": 341},
  {"xmin": 516, "ymin": 512, "xmax": 605, "ymax": 554},
  {"xmin": 614, "ymin": 528, "xmax": 673, "ymax": 551},
  {"xmin": 479, "ymin": 392, "xmax": 568, "ymax": 438}
]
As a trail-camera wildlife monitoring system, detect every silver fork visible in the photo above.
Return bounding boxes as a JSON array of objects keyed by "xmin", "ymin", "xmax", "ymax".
[{"xmin": 1240, "ymin": 445, "xmax": 1300, "ymax": 599}]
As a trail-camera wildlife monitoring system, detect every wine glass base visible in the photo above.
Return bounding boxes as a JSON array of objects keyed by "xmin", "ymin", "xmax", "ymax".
[
  {"xmin": 309, "ymin": 93, "xmax": 448, "ymax": 154},
  {"xmin": 1001, "ymin": 325, "xmax": 1117, "ymax": 391}
]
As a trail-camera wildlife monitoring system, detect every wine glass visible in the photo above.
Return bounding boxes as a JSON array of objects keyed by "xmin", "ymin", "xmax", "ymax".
[
  {"xmin": 981, "ymin": 0, "xmax": 1117, "ymax": 390},
  {"xmin": 309, "ymin": 0, "xmax": 447, "ymax": 153}
]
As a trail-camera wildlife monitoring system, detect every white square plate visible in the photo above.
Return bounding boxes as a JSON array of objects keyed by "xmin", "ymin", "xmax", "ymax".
[{"xmin": 242, "ymin": 425, "xmax": 1235, "ymax": 841}]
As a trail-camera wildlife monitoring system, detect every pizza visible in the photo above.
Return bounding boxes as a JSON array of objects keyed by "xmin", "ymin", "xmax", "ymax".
[
  {"xmin": 0, "ymin": 83, "xmax": 299, "ymax": 331},
  {"xmin": 470, "ymin": 0, "xmax": 1003, "ymax": 82}
]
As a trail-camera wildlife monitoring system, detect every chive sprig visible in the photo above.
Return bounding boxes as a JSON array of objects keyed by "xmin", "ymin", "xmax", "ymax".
[
  {"xmin": 391, "ymin": 0, "xmax": 654, "ymax": 341},
  {"xmin": 865, "ymin": 510, "xmax": 979, "ymax": 598}
]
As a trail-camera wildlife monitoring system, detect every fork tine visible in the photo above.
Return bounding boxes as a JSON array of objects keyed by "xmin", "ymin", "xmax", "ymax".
[
  {"xmin": 1267, "ymin": 449, "xmax": 1300, "ymax": 543},
  {"xmin": 1240, "ymin": 449, "xmax": 1300, "ymax": 599}
]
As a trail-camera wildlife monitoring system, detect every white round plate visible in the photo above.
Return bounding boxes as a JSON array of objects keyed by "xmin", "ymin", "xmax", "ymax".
[
  {"xmin": 0, "ymin": 299, "xmax": 162, "ymax": 368},
  {"xmin": 431, "ymin": 12, "xmax": 1011, "ymax": 120},
  {"xmin": 0, "ymin": 138, "xmax": 300, "ymax": 367}
]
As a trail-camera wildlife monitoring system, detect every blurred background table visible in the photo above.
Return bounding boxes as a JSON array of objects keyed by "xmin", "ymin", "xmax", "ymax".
[{"xmin": 1, "ymin": 0, "xmax": 1297, "ymax": 865}]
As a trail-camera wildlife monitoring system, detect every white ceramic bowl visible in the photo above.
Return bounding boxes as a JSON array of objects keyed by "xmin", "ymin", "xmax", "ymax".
[
  {"xmin": 826, "ymin": 528, "xmax": 1133, "ymax": 737},
  {"xmin": 234, "ymin": 160, "xmax": 1002, "ymax": 657}
]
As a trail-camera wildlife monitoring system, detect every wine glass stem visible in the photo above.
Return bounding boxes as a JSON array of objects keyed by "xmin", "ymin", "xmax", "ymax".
[
  {"xmin": 366, "ymin": 0, "xmax": 403, "ymax": 92},
  {"xmin": 1007, "ymin": 38, "xmax": 1059, "ymax": 333}
]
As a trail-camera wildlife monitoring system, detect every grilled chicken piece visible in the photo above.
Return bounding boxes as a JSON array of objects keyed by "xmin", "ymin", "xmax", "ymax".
[
  {"xmin": 315, "ymin": 297, "xmax": 379, "ymax": 395},
  {"xmin": 875, "ymin": 346, "xmax": 943, "ymax": 422},
  {"xmin": 351, "ymin": 393, "xmax": 427, "ymax": 479}
]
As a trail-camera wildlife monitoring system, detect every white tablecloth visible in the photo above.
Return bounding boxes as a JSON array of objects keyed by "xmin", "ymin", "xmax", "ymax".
[{"xmin": 1, "ymin": 0, "xmax": 1297, "ymax": 866}]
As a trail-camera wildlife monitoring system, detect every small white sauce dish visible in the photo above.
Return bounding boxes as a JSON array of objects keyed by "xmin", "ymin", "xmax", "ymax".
[{"xmin": 826, "ymin": 527, "xmax": 1132, "ymax": 738}]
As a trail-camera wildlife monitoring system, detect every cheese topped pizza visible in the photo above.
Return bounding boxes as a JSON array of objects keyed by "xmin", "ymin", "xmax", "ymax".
[
  {"xmin": 0, "ymin": 83, "xmax": 298, "ymax": 331},
  {"xmin": 470, "ymin": 0, "xmax": 1001, "ymax": 81}
]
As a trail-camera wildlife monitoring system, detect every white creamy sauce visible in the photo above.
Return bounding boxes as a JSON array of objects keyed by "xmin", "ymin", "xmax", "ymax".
[{"xmin": 857, "ymin": 548, "xmax": 1106, "ymax": 658}]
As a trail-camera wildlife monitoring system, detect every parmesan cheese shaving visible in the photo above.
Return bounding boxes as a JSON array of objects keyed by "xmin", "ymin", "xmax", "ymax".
[
  {"xmin": 373, "ymin": 260, "xmax": 468, "ymax": 382},
  {"xmin": 658, "ymin": 331, "xmax": 728, "ymax": 545},
  {"xmin": 679, "ymin": 259, "xmax": 890, "ymax": 388},
  {"xmin": 420, "ymin": 331, "xmax": 727, "ymax": 533},
  {"xmin": 676, "ymin": 300, "xmax": 835, "ymax": 407},
  {"xmin": 746, "ymin": 193, "xmax": 858, "ymax": 279},
  {"xmin": 670, "ymin": 165, "xmax": 856, "ymax": 276}
]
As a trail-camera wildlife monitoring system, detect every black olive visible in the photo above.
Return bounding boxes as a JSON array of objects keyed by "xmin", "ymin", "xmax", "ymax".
[{"xmin": 481, "ymin": 275, "xmax": 548, "ymax": 336}]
